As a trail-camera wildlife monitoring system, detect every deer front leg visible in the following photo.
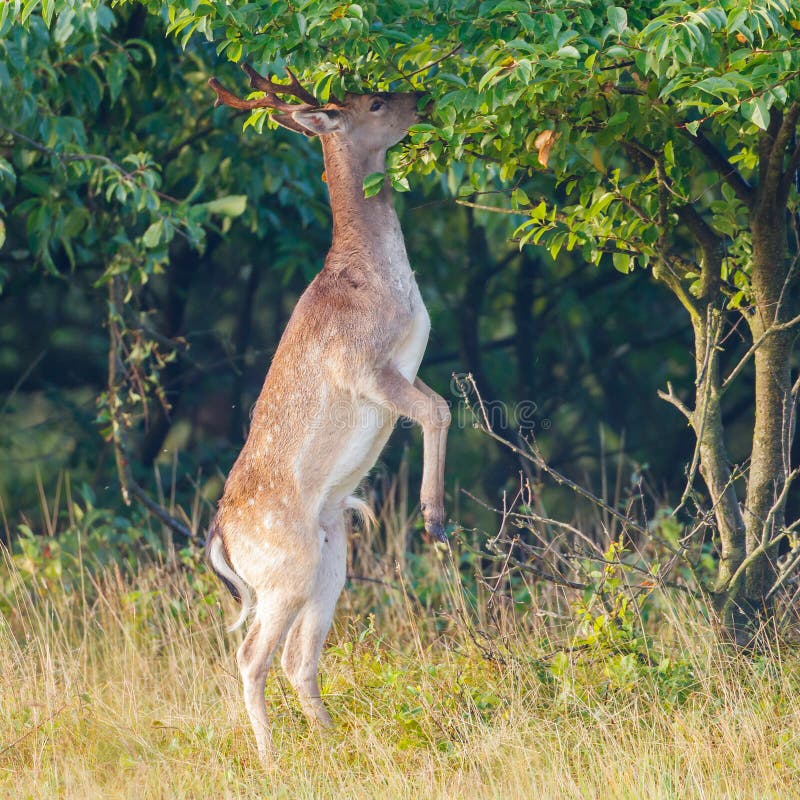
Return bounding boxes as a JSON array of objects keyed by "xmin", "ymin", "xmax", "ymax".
[{"xmin": 369, "ymin": 367, "xmax": 451, "ymax": 540}]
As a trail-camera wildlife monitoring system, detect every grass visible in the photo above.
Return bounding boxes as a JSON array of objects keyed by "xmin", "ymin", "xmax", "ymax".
[{"xmin": 1, "ymin": 483, "xmax": 799, "ymax": 798}]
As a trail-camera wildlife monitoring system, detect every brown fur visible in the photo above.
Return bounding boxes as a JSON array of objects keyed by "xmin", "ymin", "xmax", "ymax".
[{"xmin": 206, "ymin": 82, "xmax": 450, "ymax": 760}]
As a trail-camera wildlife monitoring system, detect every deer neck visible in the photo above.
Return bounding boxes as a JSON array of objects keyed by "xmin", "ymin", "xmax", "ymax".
[{"xmin": 321, "ymin": 137, "xmax": 405, "ymax": 267}]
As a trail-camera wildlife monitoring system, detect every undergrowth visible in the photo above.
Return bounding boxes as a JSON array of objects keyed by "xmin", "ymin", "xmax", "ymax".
[{"xmin": 1, "ymin": 480, "xmax": 799, "ymax": 798}]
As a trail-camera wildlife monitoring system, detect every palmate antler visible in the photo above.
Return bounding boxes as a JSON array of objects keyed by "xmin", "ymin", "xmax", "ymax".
[{"xmin": 208, "ymin": 62, "xmax": 320, "ymax": 113}]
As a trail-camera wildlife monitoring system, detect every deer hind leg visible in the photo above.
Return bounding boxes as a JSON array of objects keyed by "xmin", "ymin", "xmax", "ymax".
[
  {"xmin": 237, "ymin": 591, "xmax": 304, "ymax": 761},
  {"xmin": 280, "ymin": 515, "xmax": 346, "ymax": 727}
]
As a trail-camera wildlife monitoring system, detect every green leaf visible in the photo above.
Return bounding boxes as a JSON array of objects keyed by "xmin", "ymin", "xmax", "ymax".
[
  {"xmin": 203, "ymin": 195, "xmax": 247, "ymax": 217},
  {"xmin": 550, "ymin": 651, "xmax": 569, "ymax": 677},
  {"xmin": 42, "ymin": 0, "xmax": 55, "ymax": 28},
  {"xmin": 436, "ymin": 73, "xmax": 467, "ymax": 87},
  {"xmin": 107, "ymin": 53, "xmax": 128, "ymax": 104},
  {"xmin": 126, "ymin": 38, "xmax": 157, "ymax": 68},
  {"xmin": 556, "ymin": 45, "xmax": 580, "ymax": 59},
  {"xmin": 409, "ymin": 123, "xmax": 437, "ymax": 134},
  {"xmin": 362, "ymin": 172, "xmax": 385, "ymax": 198},
  {"xmin": 142, "ymin": 219, "xmax": 163, "ymax": 248},
  {"xmin": 608, "ymin": 7, "xmax": 627, "ymax": 36},
  {"xmin": 749, "ymin": 97, "xmax": 770, "ymax": 131},
  {"xmin": 512, "ymin": 187, "xmax": 530, "ymax": 208},
  {"xmin": 613, "ymin": 252, "xmax": 632, "ymax": 273},
  {"xmin": 390, "ymin": 175, "xmax": 410, "ymax": 192},
  {"xmin": 0, "ymin": 157, "xmax": 15, "ymax": 189}
]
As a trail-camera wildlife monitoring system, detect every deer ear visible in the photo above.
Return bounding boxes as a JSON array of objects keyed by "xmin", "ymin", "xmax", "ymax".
[
  {"xmin": 272, "ymin": 112, "xmax": 318, "ymax": 137},
  {"xmin": 290, "ymin": 109, "xmax": 342, "ymax": 135}
]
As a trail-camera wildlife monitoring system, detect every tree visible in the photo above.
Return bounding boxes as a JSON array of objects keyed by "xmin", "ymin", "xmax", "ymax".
[{"xmin": 489, "ymin": 1, "xmax": 800, "ymax": 634}]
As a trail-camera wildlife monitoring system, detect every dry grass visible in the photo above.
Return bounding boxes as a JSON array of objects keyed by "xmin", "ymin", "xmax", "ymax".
[{"xmin": 1, "ymin": 534, "xmax": 799, "ymax": 800}]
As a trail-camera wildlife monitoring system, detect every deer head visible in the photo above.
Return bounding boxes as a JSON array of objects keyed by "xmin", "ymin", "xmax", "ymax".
[{"xmin": 208, "ymin": 64, "xmax": 423, "ymax": 153}]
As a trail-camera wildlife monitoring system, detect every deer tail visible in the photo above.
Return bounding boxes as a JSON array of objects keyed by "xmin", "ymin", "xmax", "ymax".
[
  {"xmin": 345, "ymin": 495, "xmax": 377, "ymax": 531},
  {"xmin": 205, "ymin": 521, "xmax": 253, "ymax": 632}
]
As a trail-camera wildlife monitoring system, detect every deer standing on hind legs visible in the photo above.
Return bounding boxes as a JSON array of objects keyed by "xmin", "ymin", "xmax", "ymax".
[{"xmin": 205, "ymin": 64, "xmax": 450, "ymax": 761}]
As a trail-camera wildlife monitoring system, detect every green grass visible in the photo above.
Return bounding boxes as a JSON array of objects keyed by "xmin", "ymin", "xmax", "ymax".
[{"xmin": 1, "ymin": 486, "xmax": 799, "ymax": 798}]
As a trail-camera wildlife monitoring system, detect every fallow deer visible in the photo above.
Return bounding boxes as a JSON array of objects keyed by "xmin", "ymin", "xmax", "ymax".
[{"xmin": 205, "ymin": 64, "xmax": 450, "ymax": 760}]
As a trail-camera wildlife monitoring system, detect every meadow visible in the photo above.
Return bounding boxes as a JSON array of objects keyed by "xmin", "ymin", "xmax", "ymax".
[{"xmin": 1, "ymin": 480, "xmax": 799, "ymax": 800}]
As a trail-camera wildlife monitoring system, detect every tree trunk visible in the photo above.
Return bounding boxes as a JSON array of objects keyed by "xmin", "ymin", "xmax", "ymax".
[
  {"xmin": 743, "ymin": 211, "xmax": 793, "ymax": 605},
  {"xmin": 690, "ymin": 308, "xmax": 747, "ymax": 606}
]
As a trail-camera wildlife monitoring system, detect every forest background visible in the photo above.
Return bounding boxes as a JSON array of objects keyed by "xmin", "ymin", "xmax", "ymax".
[{"xmin": 1, "ymin": 1, "xmax": 800, "ymax": 796}]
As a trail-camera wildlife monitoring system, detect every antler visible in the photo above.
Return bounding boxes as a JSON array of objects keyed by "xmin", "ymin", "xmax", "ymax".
[{"xmin": 208, "ymin": 63, "xmax": 320, "ymax": 113}]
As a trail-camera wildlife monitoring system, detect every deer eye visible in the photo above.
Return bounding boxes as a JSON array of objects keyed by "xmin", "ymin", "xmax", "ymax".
[{"xmin": 369, "ymin": 100, "xmax": 384, "ymax": 112}]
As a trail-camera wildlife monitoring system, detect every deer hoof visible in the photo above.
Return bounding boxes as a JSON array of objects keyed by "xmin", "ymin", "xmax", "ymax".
[{"xmin": 425, "ymin": 519, "xmax": 447, "ymax": 542}]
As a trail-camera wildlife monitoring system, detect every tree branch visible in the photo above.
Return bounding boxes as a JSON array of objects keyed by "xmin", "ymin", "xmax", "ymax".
[
  {"xmin": 719, "ymin": 468, "xmax": 800, "ymax": 617},
  {"xmin": 722, "ymin": 310, "xmax": 800, "ymax": 393},
  {"xmin": 0, "ymin": 123, "xmax": 121, "ymax": 169},
  {"xmin": 765, "ymin": 101, "xmax": 800, "ymax": 198},
  {"xmin": 759, "ymin": 101, "xmax": 800, "ymax": 199},
  {"xmin": 657, "ymin": 261, "xmax": 703, "ymax": 321},
  {"xmin": 397, "ymin": 43, "xmax": 463, "ymax": 81},
  {"xmin": 454, "ymin": 199, "xmax": 527, "ymax": 217},
  {"xmin": 682, "ymin": 129, "xmax": 753, "ymax": 207},
  {"xmin": 675, "ymin": 204, "xmax": 721, "ymax": 257},
  {"xmin": 675, "ymin": 204, "xmax": 724, "ymax": 301},
  {"xmin": 454, "ymin": 374, "xmax": 660, "ymax": 542},
  {"xmin": 658, "ymin": 381, "xmax": 693, "ymax": 421}
]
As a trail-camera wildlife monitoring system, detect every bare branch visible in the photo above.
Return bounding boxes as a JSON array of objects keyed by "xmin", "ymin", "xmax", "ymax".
[
  {"xmin": 657, "ymin": 381, "xmax": 693, "ymax": 421},
  {"xmin": 462, "ymin": 488, "xmax": 606, "ymax": 558},
  {"xmin": 721, "ymin": 468, "xmax": 800, "ymax": 615},
  {"xmin": 481, "ymin": 536, "xmax": 590, "ymax": 590},
  {"xmin": 454, "ymin": 374, "xmax": 659, "ymax": 542},
  {"xmin": 455, "ymin": 199, "xmax": 527, "ymax": 217},
  {"xmin": 722, "ymin": 311, "xmax": 800, "ymax": 393}
]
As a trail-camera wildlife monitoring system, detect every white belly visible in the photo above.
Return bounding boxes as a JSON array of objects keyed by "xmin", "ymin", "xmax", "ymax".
[
  {"xmin": 321, "ymin": 286, "xmax": 431, "ymax": 508},
  {"xmin": 321, "ymin": 401, "xmax": 394, "ymax": 505},
  {"xmin": 394, "ymin": 300, "xmax": 431, "ymax": 382}
]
